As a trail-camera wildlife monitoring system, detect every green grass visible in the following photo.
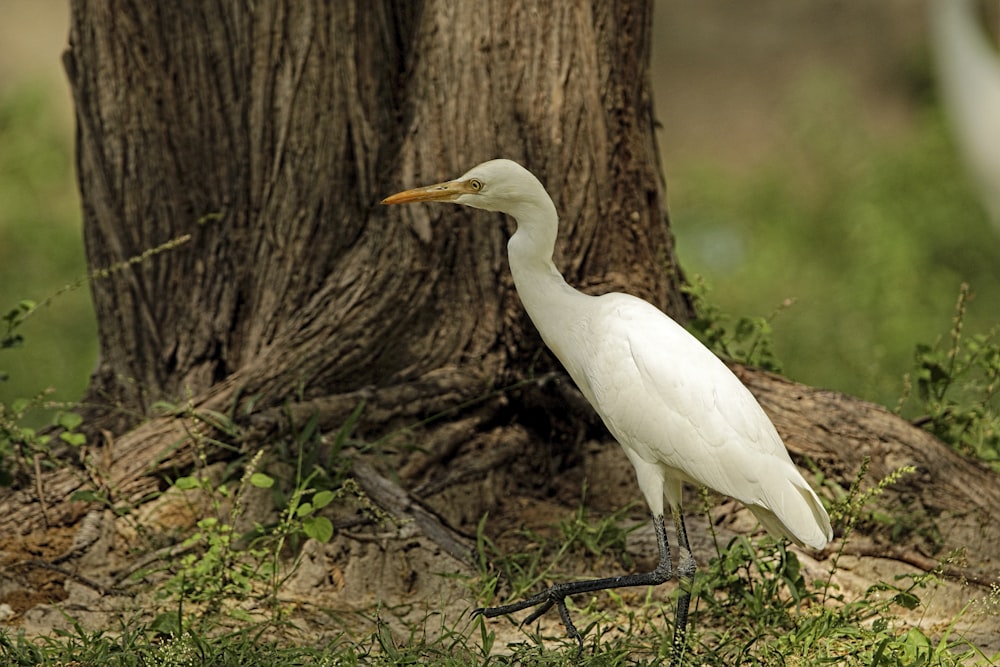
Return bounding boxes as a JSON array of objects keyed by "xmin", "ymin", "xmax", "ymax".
[
  {"xmin": 3, "ymin": 488, "xmax": 996, "ymax": 665},
  {"xmin": 0, "ymin": 621, "xmax": 338, "ymax": 667},
  {"xmin": 464, "ymin": 466, "xmax": 997, "ymax": 665},
  {"xmin": 1, "ymin": 374, "xmax": 997, "ymax": 663}
]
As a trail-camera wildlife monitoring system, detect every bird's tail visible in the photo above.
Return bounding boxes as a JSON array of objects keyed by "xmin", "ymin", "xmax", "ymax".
[{"xmin": 749, "ymin": 479, "xmax": 832, "ymax": 550}]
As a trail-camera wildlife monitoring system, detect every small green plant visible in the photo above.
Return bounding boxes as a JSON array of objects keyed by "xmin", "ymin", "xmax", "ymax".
[
  {"xmin": 827, "ymin": 456, "xmax": 918, "ymax": 554},
  {"xmin": 682, "ymin": 276, "xmax": 788, "ymax": 372},
  {"xmin": 682, "ymin": 461, "xmax": 990, "ymax": 666},
  {"xmin": 146, "ymin": 402, "xmax": 369, "ymax": 636},
  {"xmin": 557, "ymin": 489, "xmax": 639, "ymax": 569},
  {"xmin": 153, "ymin": 450, "xmax": 276, "ymax": 631},
  {"xmin": 0, "ymin": 389, "xmax": 87, "ymax": 487},
  {"xmin": 0, "ymin": 299, "xmax": 36, "ymax": 358},
  {"xmin": 898, "ymin": 283, "xmax": 1000, "ymax": 471},
  {"xmin": 465, "ymin": 461, "xmax": 1000, "ymax": 664},
  {"xmin": 0, "ymin": 617, "xmax": 335, "ymax": 666},
  {"xmin": 474, "ymin": 518, "xmax": 563, "ymax": 604},
  {"xmin": 0, "ymin": 295, "xmax": 90, "ymax": 487}
]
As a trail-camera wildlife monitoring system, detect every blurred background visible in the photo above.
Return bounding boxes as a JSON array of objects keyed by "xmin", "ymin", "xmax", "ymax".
[
  {"xmin": 0, "ymin": 2, "xmax": 91, "ymax": 420},
  {"xmin": 656, "ymin": 0, "xmax": 1000, "ymax": 409},
  {"xmin": 1, "ymin": 1, "xmax": 999, "ymax": 421}
]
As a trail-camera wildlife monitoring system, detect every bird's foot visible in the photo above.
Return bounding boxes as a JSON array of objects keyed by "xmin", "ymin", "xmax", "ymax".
[{"xmin": 473, "ymin": 586, "xmax": 584, "ymax": 654}]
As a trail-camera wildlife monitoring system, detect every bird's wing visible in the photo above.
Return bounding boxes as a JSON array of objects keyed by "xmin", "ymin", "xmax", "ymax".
[
  {"xmin": 577, "ymin": 294, "xmax": 830, "ymax": 544},
  {"xmin": 581, "ymin": 294, "xmax": 789, "ymax": 467}
]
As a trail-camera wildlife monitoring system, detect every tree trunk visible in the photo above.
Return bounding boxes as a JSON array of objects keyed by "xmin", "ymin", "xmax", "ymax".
[
  {"xmin": 2, "ymin": 0, "xmax": 998, "ymax": 608},
  {"xmin": 65, "ymin": 0, "xmax": 686, "ymax": 436}
]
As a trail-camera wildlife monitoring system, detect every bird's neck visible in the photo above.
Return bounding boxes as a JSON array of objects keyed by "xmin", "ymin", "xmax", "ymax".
[
  {"xmin": 505, "ymin": 200, "xmax": 591, "ymax": 347},
  {"xmin": 505, "ymin": 197, "xmax": 562, "ymax": 285}
]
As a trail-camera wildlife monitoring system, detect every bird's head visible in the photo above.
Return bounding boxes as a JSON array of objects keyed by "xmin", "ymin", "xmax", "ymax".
[{"xmin": 381, "ymin": 159, "xmax": 546, "ymax": 215}]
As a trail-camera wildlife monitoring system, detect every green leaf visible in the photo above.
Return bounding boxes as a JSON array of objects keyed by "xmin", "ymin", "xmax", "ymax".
[
  {"xmin": 312, "ymin": 490, "xmax": 335, "ymax": 509},
  {"xmin": 2, "ymin": 333, "xmax": 24, "ymax": 348},
  {"xmin": 893, "ymin": 591, "xmax": 921, "ymax": 610},
  {"xmin": 57, "ymin": 411, "xmax": 83, "ymax": 431},
  {"xmin": 249, "ymin": 472, "xmax": 274, "ymax": 488},
  {"xmin": 196, "ymin": 408, "xmax": 237, "ymax": 435},
  {"xmin": 296, "ymin": 502, "xmax": 313, "ymax": 518},
  {"xmin": 228, "ymin": 607, "xmax": 255, "ymax": 623},
  {"xmin": 149, "ymin": 611, "xmax": 182, "ymax": 637},
  {"xmin": 70, "ymin": 489, "xmax": 103, "ymax": 503},
  {"xmin": 302, "ymin": 516, "xmax": 334, "ymax": 543},
  {"xmin": 59, "ymin": 431, "xmax": 86, "ymax": 446},
  {"xmin": 197, "ymin": 516, "xmax": 219, "ymax": 530},
  {"xmin": 869, "ymin": 510, "xmax": 894, "ymax": 525},
  {"xmin": 173, "ymin": 476, "xmax": 202, "ymax": 490},
  {"xmin": 151, "ymin": 400, "xmax": 179, "ymax": 414}
]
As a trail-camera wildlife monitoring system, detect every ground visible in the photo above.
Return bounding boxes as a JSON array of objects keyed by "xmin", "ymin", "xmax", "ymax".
[{"xmin": 1, "ymin": 440, "xmax": 997, "ymax": 660}]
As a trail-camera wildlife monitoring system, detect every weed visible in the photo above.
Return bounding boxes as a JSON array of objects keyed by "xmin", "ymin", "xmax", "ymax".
[
  {"xmin": 682, "ymin": 461, "xmax": 991, "ymax": 666},
  {"xmin": 143, "ymin": 404, "xmax": 368, "ymax": 634},
  {"xmin": 0, "ymin": 618, "xmax": 333, "ymax": 666},
  {"xmin": 468, "ymin": 462, "xmax": 997, "ymax": 665},
  {"xmin": 683, "ymin": 276, "xmax": 788, "ymax": 372},
  {"xmin": 898, "ymin": 283, "xmax": 1000, "ymax": 471},
  {"xmin": 827, "ymin": 456, "xmax": 918, "ymax": 556},
  {"xmin": 154, "ymin": 456, "xmax": 275, "ymax": 629},
  {"xmin": 3, "ymin": 471, "xmax": 997, "ymax": 665},
  {"xmin": 557, "ymin": 488, "xmax": 639, "ymax": 569}
]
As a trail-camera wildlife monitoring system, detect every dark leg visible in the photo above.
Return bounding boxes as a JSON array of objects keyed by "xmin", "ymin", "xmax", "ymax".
[
  {"xmin": 473, "ymin": 513, "xmax": 674, "ymax": 652},
  {"xmin": 669, "ymin": 511, "xmax": 696, "ymax": 667}
]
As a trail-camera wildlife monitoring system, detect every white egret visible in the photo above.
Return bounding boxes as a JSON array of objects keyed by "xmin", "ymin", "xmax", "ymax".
[
  {"xmin": 929, "ymin": 0, "xmax": 1000, "ymax": 230},
  {"xmin": 382, "ymin": 159, "xmax": 832, "ymax": 663}
]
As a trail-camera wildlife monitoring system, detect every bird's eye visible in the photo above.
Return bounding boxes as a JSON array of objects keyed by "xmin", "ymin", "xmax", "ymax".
[{"xmin": 468, "ymin": 178, "xmax": 483, "ymax": 192}]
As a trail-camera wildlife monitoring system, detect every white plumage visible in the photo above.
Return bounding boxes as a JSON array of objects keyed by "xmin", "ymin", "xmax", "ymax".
[
  {"xmin": 568, "ymin": 292, "xmax": 831, "ymax": 549},
  {"xmin": 382, "ymin": 158, "xmax": 832, "ymax": 661}
]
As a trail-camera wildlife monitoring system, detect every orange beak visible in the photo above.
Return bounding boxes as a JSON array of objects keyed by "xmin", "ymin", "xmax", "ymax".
[{"xmin": 381, "ymin": 179, "xmax": 477, "ymax": 205}]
